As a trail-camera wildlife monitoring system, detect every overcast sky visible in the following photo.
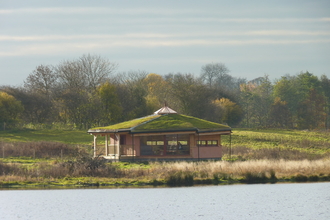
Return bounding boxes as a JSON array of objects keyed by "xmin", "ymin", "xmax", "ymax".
[{"xmin": 1, "ymin": 0, "xmax": 329, "ymax": 86}]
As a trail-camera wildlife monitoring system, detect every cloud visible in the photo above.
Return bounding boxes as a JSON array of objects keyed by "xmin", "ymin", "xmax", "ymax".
[
  {"xmin": 1, "ymin": 7, "xmax": 329, "ymax": 22},
  {"xmin": 1, "ymin": 36, "xmax": 329, "ymax": 57},
  {"xmin": 0, "ymin": 7, "xmax": 197, "ymax": 15},
  {"xmin": 1, "ymin": 28, "xmax": 329, "ymax": 43}
]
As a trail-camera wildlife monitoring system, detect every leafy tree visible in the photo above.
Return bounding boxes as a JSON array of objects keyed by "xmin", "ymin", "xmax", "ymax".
[
  {"xmin": 274, "ymin": 72, "xmax": 326, "ymax": 129},
  {"xmin": 57, "ymin": 89, "xmax": 102, "ymax": 129},
  {"xmin": 0, "ymin": 91, "xmax": 24, "ymax": 128},
  {"xmin": 256, "ymin": 76, "xmax": 273, "ymax": 126},
  {"xmin": 239, "ymin": 83, "xmax": 256, "ymax": 127},
  {"xmin": 268, "ymin": 97, "xmax": 292, "ymax": 128},
  {"xmin": 1, "ymin": 87, "xmax": 54, "ymax": 124},
  {"xmin": 97, "ymin": 81, "xmax": 123, "ymax": 125},
  {"xmin": 166, "ymin": 73, "xmax": 215, "ymax": 119},
  {"xmin": 114, "ymin": 71, "xmax": 149, "ymax": 119},
  {"xmin": 320, "ymin": 75, "xmax": 330, "ymax": 129},
  {"xmin": 213, "ymin": 98, "xmax": 243, "ymax": 126},
  {"xmin": 297, "ymin": 88, "xmax": 326, "ymax": 129},
  {"xmin": 239, "ymin": 76, "xmax": 274, "ymax": 128},
  {"xmin": 143, "ymin": 73, "xmax": 171, "ymax": 112}
]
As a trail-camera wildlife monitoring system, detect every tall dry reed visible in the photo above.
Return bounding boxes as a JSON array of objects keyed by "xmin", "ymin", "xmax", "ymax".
[{"xmin": 154, "ymin": 159, "xmax": 330, "ymax": 179}]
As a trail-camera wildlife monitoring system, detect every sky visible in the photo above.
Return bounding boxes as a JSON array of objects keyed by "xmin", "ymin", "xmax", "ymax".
[{"xmin": 1, "ymin": 0, "xmax": 330, "ymax": 86}]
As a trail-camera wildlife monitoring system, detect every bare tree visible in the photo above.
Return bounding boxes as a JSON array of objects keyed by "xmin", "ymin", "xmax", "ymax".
[
  {"xmin": 56, "ymin": 60, "xmax": 85, "ymax": 91},
  {"xmin": 200, "ymin": 63, "xmax": 229, "ymax": 87},
  {"xmin": 56, "ymin": 54, "xmax": 118, "ymax": 92},
  {"xmin": 24, "ymin": 65, "xmax": 57, "ymax": 98},
  {"xmin": 79, "ymin": 54, "xmax": 118, "ymax": 90}
]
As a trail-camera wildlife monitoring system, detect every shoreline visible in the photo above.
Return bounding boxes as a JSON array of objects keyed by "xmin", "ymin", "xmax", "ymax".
[{"xmin": 1, "ymin": 174, "xmax": 330, "ymax": 189}]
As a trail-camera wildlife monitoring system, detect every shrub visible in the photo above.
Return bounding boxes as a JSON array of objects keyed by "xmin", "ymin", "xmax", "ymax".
[
  {"xmin": 294, "ymin": 174, "xmax": 308, "ymax": 182},
  {"xmin": 166, "ymin": 171, "xmax": 194, "ymax": 186},
  {"xmin": 242, "ymin": 172, "xmax": 268, "ymax": 183},
  {"xmin": 308, "ymin": 175, "xmax": 319, "ymax": 182},
  {"xmin": 0, "ymin": 162, "xmax": 20, "ymax": 175}
]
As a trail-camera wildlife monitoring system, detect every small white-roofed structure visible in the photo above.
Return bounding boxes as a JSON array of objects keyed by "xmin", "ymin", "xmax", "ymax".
[{"xmin": 154, "ymin": 104, "xmax": 177, "ymax": 115}]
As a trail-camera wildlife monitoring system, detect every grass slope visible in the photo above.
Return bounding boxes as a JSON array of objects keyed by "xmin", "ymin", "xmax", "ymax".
[
  {"xmin": 221, "ymin": 129, "xmax": 330, "ymax": 160},
  {"xmin": 0, "ymin": 129, "xmax": 92, "ymax": 145}
]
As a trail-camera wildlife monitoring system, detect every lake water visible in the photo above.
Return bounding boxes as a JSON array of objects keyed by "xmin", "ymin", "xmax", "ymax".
[{"xmin": 1, "ymin": 182, "xmax": 330, "ymax": 220}]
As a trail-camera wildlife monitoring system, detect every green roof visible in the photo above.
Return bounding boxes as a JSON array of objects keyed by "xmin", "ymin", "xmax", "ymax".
[
  {"xmin": 88, "ymin": 114, "xmax": 231, "ymax": 133},
  {"xmin": 90, "ymin": 114, "xmax": 161, "ymax": 130}
]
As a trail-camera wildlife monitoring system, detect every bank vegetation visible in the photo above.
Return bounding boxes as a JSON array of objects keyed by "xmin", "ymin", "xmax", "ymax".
[{"xmin": 1, "ymin": 128, "xmax": 329, "ymax": 188}]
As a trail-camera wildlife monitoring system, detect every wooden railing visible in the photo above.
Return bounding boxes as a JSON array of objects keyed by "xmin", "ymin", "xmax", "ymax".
[{"xmin": 120, "ymin": 145, "xmax": 134, "ymax": 156}]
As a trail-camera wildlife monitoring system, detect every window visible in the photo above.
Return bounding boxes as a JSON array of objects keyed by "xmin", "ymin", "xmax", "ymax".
[
  {"xmin": 197, "ymin": 140, "xmax": 218, "ymax": 146},
  {"xmin": 146, "ymin": 141, "xmax": 164, "ymax": 146},
  {"xmin": 197, "ymin": 140, "xmax": 206, "ymax": 145},
  {"xmin": 140, "ymin": 134, "xmax": 190, "ymax": 156},
  {"xmin": 146, "ymin": 141, "xmax": 157, "ymax": 145}
]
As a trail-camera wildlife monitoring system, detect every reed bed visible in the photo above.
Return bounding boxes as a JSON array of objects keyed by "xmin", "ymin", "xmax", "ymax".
[
  {"xmin": 151, "ymin": 159, "xmax": 330, "ymax": 179},
  {"xmin": 1, "ymin": 159, "xmax": 329, "ymax": 187}
]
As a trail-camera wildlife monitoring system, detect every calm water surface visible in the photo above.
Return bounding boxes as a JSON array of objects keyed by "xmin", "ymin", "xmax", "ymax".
[{"xmin": 1, "ymin": 182, "xmax": 330, "ymax": 220}]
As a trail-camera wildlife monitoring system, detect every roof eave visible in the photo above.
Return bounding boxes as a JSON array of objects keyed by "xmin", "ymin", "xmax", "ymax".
[
  {"xmin": 87, "ymin": 128, "xmax": 130, "ymax": 133},
  {"xmin": 197, "ymin": 128, "xmax": 232, "ymax": 133}
]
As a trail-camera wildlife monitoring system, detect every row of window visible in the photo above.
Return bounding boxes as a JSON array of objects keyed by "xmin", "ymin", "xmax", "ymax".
[
  {"xmin": 197, "ymin": 140, "xmax": 218, "ymax": 146},
  {"xmin": 145, "ymin": 140, "xmax": 218, "ymax": 146},
  {"xmin": 146, "ymin": 140, "xmax": 189, "ymax": 146}
]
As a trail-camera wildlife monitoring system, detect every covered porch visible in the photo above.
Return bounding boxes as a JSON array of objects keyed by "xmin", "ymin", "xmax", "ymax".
[{"xmin": 90, "ymin": 131, "xmax": 231, "ymax": 161}]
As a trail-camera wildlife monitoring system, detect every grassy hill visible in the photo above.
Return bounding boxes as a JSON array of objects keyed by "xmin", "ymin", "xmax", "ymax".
[
  {"xmin": 0, "ymin": 128, "xmax": 329, "ymax": 160},
  {"xmin": 0, "ymin": 129, "xmax": 92, "ymax": 145},
  {"xmin": 221, "ymin": 129, "xmax": 330, "ymax": 160}
]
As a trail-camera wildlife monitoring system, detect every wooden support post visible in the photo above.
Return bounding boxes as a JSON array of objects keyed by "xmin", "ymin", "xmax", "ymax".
[
  {"xmin": 117, "ymin": 134, "xmax": 120, "ymax": 159},
  {"xmin": 132, "ymin": 134, "xmax": 135, "ymax": 162},
  {"xmin": 229, "ymin": 134, "xmax": 232, "ymax": 161},
  {"xmin": 93, "ymin": 135, "xmax": 97, "ymax": 157},
  {"xmin": 105, "ymin": 135, "xmax": 108, "ymax": 156}
]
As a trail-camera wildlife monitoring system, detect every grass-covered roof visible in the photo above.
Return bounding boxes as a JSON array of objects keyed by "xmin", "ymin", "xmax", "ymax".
[
  {"xmin": 88, "ymin": 113, "xmax": 231, "ymax": 133},
  {"xmin": 89, "ymin": 114, "xmax": 161, "ymax": 131}
]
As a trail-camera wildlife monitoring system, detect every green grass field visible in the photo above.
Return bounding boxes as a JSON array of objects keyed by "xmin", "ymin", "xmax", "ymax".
[
  {"xmin": 1, "ymin": 128, "xmax": 329, "ymax": 158},
  {"xmin": 0, "ymin": 129, "xmax": 93, "ymax": 145},
  {"xmin": 221, "ymin": 129, "xmax": 330, "ymax": 160}
]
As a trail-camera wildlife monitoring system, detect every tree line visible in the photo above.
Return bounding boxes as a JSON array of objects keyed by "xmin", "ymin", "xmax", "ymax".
[{"xmin": 1, "ymin": 54, "xmax": 329, "ymax": 130}]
